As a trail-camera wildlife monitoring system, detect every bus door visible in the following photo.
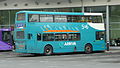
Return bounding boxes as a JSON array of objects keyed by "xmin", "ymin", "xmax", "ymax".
[
  {"xmin": 93, "ymin": 31, "xmax": 105, "ymax": 50},
  {"xmin": 27, "ymin": 33, "xmax": 36, "ymax": 52}
]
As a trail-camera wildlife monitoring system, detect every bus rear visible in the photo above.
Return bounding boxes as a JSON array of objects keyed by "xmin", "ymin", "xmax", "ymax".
[
  {"xmin": 14, "ymin": 12, "xmax": 27, "ymax": 53},
  {"xmin": 0, "ymin": 28, "xmax": 13, "ymax": 50}
]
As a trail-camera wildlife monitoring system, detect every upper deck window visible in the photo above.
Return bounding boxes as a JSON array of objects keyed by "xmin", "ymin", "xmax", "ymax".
[
  {"xmin": 40, "ymin": 15, "xmax": 53, "ymax": 22},
  {"xmin": 67, "ymin": 15, "xmax": 81, "ymax": 22},
  {"xmin": 17, "ymin": 13, "xmax": 25, "ymax": 21},
  {"xmin": 67, "ymin": 15, "xmax": 102, "ymax": 23},
  {"xmin": 91, "ymin": 16, "xmax": 102, "ymax": 23},
  {"xmin": 27, "ymin": 13, "xmax": 103, "ymax": 23},
  {"xmin": 28, "ymin": 14, "xmax": 39, "ymax": 22},
  {"xmin": 54, "ymin": 15, "xmax": 67, "ymax": 22}
]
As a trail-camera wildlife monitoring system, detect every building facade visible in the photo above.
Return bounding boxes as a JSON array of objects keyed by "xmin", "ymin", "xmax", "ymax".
[{"xmin": 0, "ymin": 0, "xmax": 120, "ymax": 46}]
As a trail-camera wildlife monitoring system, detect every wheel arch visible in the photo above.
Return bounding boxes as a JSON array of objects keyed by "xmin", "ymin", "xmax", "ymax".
[
  {"xmin": 84, "ymin": 43, "xmax": 93, "ymax": 51},
  {"xmin": 44, "ymin": 44, "xmax": 54, "ymax": 52},
  {"xmin": 85, "ymin": 43, "xmax": 93, "ymax": 47}
]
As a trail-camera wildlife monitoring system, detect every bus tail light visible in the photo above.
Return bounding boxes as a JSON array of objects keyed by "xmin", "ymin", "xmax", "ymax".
[
  {"xmin": 106, "ymin": 42, "xmax": 109, "ymax": 51},
  {"xmin": 19, "ymin": 45, "xmax": 24, "ymax": 47}
]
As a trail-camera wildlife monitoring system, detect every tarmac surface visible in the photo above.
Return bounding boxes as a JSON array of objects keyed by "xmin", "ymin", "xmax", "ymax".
[{"xmin": 0, "ymin": 47, "xmax": 120, "ymax": 68}]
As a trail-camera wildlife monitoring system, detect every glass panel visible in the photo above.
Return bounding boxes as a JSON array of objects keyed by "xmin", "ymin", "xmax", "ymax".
[
  {"xmin": 2, "ymin": 31, "xmax": 11, "ymax": 43},
  {"xmin": 68, "ymin": 33, "xmax": 80, "ymax": 41},
  {"xmin": 110, "ymin": 30, "xmax": 120, "ymax": 39},
  {"xmin": 54, "ymin": 15, "xmax": 67, "ymax": 22},
  {"xmin": 43, "ymin": 33, "xmax": 54, "ymax": 41},
  {"xmin": 67, "ymin": 15, "xmax": 81, "ymax": 22},
  {"xmin": 16, "ymin": 31, "xmax": 24, "ymax": 39},
  {"xmin": 40, "ymin": 15, "xmax": 53, "ymax": 22},
  {"xmin": 110, "ymin": 23, "xmax": 120, "ymax": 29},
  {"xmin": 110, "ymin": 5, "xmax": 120, "ymax": 22},
  {"xmin": 67, "ymin": 15, "xmax": 102, "ymax": 23},
  {"xmin": 29, "ymin": 14, "xmax": 39, "ymax": 22},
  {"xmin": 110, "ymin": 30, "xmax": 120, "ymax": 46},
  {"xmin": 96, "ymin": 31, "xmax": 105, "ymax": 40},
  {"xmin": 91, "ymin": 16, "xmax": 102, "ymax": 23},
  {"xmin": 84, "ymin": 6, "xmax": 106, "ymax": 22},
  {"xmin": 55, "ymin": 33, "xmax": 68, "ymax": 41},
  {"xmin": 109, "ymin": 5, "xmax": 120, "ymax": 43},
  {"xmin": 28, "ymin": 34, "xmax": 32, "ymax": 39},
  {"xmin": 0, "ymin": 10, "xmax": 9, "ymax": 28},
  {"xmin": 10, "ymin": 10, "xmax": 20, "ymax": 25},
  {"xmin": 37, "ymin": 33, "xmax": 41, "ymax": 41},
  {"xmin": 17, "ymin": 13, "xmax": 25, "ymax": 21}
]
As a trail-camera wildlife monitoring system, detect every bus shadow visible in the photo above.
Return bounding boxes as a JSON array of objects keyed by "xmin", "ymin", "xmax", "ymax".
[
  {"xmin": 52, "ymin": 51, "xmax": 105, "ymax": 56},
  {"xmin": 16, "ymin": 53, "xmax": 44, "ymax": 57},
  {"xmin": 16, "ymin": 51, "xmax": 106, "ymax": 57}
]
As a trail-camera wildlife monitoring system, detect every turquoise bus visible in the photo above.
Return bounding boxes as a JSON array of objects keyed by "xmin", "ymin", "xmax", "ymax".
[{"xmin": 14, "ymin": 11, "xmax": 107, "ymax": 55}]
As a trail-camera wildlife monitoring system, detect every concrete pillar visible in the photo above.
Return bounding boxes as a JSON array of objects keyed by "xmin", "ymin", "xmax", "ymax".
[
  {"xmin": 81, "ymin": 0, "xmax": 84, "ymax": 13},
  {"xmin": 106, "ymin": 5, "xmax": 110, "ymax": 44}
]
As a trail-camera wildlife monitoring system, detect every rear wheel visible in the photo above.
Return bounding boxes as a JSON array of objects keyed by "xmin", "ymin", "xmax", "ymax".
[
  {"xmin": 85, "ymin": 44, "xmax": 92, "ymax": 54},
  {"xmin": 44, "ymin": 45, "xmax": 53, "ymax": 56}
]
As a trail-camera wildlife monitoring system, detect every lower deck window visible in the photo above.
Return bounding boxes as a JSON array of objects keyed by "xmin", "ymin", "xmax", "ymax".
[
  {"xmin": 43, "ymin": 33, "xmax": 54, "ymax": 41},
  {"xmin": 68, "ymin": 33, "xmax": 80, "ymax": 41},
  {"xmin": 96, "ymin": 31, "xmax": 105, "ymax": 40},
  {"xmin": 42, "ymin": 33, "xmax": 80, "ymax": 41},
  {"xmin": 55, "ymin": 33, "xmax": 68, "ymax": 41},
  {"xmin": 37, "ymin": 33, "xmax": 41, "ymax": 41}
]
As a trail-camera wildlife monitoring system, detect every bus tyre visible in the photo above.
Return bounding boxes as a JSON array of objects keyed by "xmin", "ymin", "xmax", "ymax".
[
  {"xmin": 44, "ymin": 45, "xmax": 53, "ymax": 56},
  {"xmin": 85, "ymin": 44, "xmax": 92, "ymax": 54}
]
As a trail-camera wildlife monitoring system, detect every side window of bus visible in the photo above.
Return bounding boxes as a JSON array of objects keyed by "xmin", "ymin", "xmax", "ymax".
[
  {"xmin": 40, "ymin": 15, "xmax": 53, "ymax": 22},
  {"xmin": 55, "ymin": 33, "xmax": 68, "ymax": 41},
  {"xmin": 37, "ymin": 33, "xmax": 41, "ymax": 41},
  {"xmin": 68, "ymin": 33, "xmax": 80, "ymax": 41},
  {"xmin": 28, "ymin": 14, "xmax": 39, "ymax": 22},
  {"xmin": 85, "ymin": 16, "xmax": 92, "ymax": 22},
  {"xmin": 79, "ymin": 16, "xmax": 92, "ymax": 23},
  {"xmin": 96, "ymin": 31, "xmax": 105, "ymax": 40},
  {"xmin": 92, "ymin": 16, "xmax": 102, "ymax": 23},
  {"xmin": 28, "ymin": 34, "xmax": 32, "ymax": 39},
  {"xmin": 54, "ymin": 15, "xmax": 67, "ymax": 22},
  {"xmin": 67, "ymin": 15, "xmax": 81, "ymax": 22},
  {"xmin": 43, "ymin": 33, "xmax": 54, "ymax": 41}
]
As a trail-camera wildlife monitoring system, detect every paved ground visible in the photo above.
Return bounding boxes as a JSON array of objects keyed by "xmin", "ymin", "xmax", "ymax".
[{"xmin": 0, "ymin": 47, "xmax": 120, "ymax": 68}]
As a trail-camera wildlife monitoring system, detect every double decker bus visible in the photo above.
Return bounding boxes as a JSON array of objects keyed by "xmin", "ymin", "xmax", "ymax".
[
  {"xmin": 0, "ymin": 28, "xmax": 14, "ymax": 50},
  {"xmin": 14, "ymin": 11, "xmax": 107, "ymax": 55}
]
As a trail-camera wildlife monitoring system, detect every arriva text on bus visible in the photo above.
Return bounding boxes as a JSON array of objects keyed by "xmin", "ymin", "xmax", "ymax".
[{"xmin": 64, "ymin": 42, "xmax": 76, "ymax": 46}]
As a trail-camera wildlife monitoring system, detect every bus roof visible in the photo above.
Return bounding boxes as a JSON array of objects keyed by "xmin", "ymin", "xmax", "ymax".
[{"xmin": 17, "ymin": 11, "xmax": 103, "ymax": 16}]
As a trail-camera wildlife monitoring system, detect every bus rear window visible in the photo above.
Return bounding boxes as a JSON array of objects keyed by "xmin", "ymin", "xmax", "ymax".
[
  {"xmin": 17, "ymin": 13, "xmax": 25, "ymax": 21},
  {"xmin": 2, "ymin": 31, "xmax": 11, "ymax": 43},
  {"xmin": 16, "ymin": 31, "xmax": 24, "ymax": 39}
]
